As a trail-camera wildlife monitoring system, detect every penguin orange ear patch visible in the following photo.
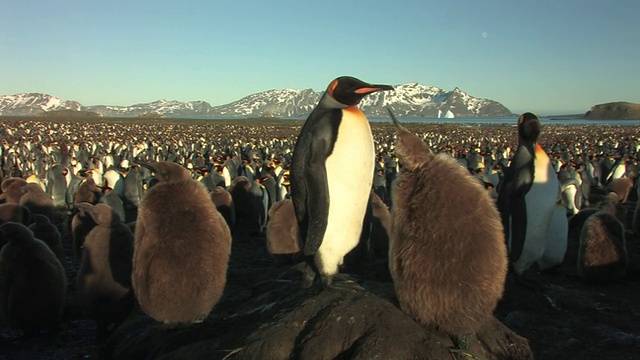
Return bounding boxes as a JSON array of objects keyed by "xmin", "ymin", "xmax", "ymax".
[{"xmin": 327, "ymin": 79, "xmax": 339, "ymax": 97}]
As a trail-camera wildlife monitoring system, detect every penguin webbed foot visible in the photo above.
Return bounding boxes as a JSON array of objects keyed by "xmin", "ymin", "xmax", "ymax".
[
  {"xmin": 511, "ymin": 268, "xmax": 544, "ymax": 291},
  {"xmin": 300, "ymin": 263, "xmax": 316, "ymax": 289},
  {"xmin": 322, "ymin": 273, "xmax": 363, "ymax": 292}
]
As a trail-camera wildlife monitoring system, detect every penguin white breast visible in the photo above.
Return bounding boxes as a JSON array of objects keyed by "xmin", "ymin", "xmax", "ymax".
[
  {"xmin": 523, "ymin": 144, "xmax": 560, "ymax": 243},
  {"xmin": 320, "ymin": 107, "xmax": 374, "ymax": 259}
]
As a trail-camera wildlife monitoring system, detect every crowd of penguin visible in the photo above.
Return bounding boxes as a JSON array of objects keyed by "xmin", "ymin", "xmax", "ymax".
[{"xmin": 0, "ymin": 76, "xmax": 639, "ymax": 355}]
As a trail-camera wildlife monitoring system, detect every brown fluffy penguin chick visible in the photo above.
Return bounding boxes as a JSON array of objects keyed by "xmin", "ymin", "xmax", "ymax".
[
  {"xmin": 0, "ymin": 177, "xmax": 28, "ymax": 204},
  {"xmin": 71, "ymin": 203, "xmax": 98, "ymax": 260},
  {"xmin": 577, "ymin": 211, "xmax": 627, "ymax": 283},
  {"xmin": 210, "ymin": 186, "xmax": 235, "ymax": 230},
  {"xmin": 19, "ymin": 183, "xmax": 54, "ymax": 220},
  {"xmin": 0, "ymin": 203, "xmax": 32, "ymax": 225},
  {"xmin": 607, "ymin": 177, "xmax": 634, "ymax": 203},
  {"xmin": 0, "ymin": 222, "xmax": 67, "ymax": 333},
  {"xmin": 387, "ymin": 111, "xmax": 507, "ymax": 350},
  {"xmin": 266, "ymin": 199, "xmax": 301, "ymax": 264},
  {"xmin": 75, "ymin": 202, "xmax": 134, "ymax": 338},
  {"xmin": 133, "ymin": 161, "xmax": 232, "ymax": 325},
  {"xmin": 28, "ymin": 214, "xmax": 66, "ymax": 271},
  {"xmin": 74, "ymin": 177, "xmax": 102, "ymax": 205}
]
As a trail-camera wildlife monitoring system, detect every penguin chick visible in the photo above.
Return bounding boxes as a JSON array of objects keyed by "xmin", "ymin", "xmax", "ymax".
[
  {"xmin": 75, "ymin": 202, "xmax": 135, "ymax": 338},
  {"xmin": 266, "ymin": 199, "xmax": 301, "ymax": 264},
  {"xmin": 0, "ymin": 203, "xmax": 32, "ymax": 225},
  {"xmin": 19, "ymin": 183, "xmax": 54, "ymax": 221},
  {"xmin": 606, "ymin": 177, "xmax": 633, "ymax": 203},
  {"xmin": 577, "ymin": 211, "xmax": 627, "ymax": 283},
  {"xmin": 28, "ymin": 214, "xmax": 66, "ymax": 272},
  {"xmin": 0, "ymin": 177, "xmax": 28, "ymax": 204},
  {"xmin": 132, "ymin": 161, "xmax": 232, "ymax": 325},
  {"xmin": 71, "ymin": 202, "xmax": 98, "ymax": 260},
  {"xmin": 73, "ymin": 177, "xmax": 102, "ymax": 205},
  {"xmin": 0, "ymin": 222, "xmax": 67, "ymax": 332},
  {"xmin": 210, "ymin": 186, "xmax": 236, "ymax": 230},
  {"xmin": 388, "ymin": 110, "xmax": 507, "ymax": 350}
]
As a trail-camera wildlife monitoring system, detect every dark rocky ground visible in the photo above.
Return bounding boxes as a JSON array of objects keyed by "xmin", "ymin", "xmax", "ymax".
[{"xmin": 1, "ymin": 197, "xmax": 639, "ymax": 360}]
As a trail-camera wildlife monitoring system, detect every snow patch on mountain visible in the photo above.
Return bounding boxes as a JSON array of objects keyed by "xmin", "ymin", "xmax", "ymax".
[{"xmin": 0, "ymin": 83, "xmax": 512, "ymax": 118}]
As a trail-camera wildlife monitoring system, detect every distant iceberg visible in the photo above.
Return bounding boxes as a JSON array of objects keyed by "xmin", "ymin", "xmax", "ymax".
[{"xmin": 438, "ymin": 109, "xmax": 455, "ymax": 118}]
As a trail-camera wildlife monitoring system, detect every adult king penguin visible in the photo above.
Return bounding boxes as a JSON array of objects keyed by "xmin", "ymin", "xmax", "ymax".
[
  {"xmin": 497, "ymin": 112, "xmax": 568, "ymax": 276},
  {"xmin": 290, "ymin": 76, "xmax": 393, "ymax": 289}
]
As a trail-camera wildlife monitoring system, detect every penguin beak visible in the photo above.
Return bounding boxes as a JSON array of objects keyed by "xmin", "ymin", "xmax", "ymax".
[
  {"xmin": 355, "ymin": 84, "xmax": 395, "ymax": 95},
  {"xmin": 387, "ymin": 108, "xmax": 402, "ymax": 129}
]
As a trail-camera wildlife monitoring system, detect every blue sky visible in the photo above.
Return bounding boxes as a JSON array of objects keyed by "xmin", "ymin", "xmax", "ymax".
[{"xmin": 1, "ymin": 0, "xmax": 638, "ymax": 115}]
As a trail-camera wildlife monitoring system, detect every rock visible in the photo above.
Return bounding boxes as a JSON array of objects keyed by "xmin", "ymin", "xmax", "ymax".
[{"xmin": 102, "ymin": 275, "xmax": 532, "ymax": 360}]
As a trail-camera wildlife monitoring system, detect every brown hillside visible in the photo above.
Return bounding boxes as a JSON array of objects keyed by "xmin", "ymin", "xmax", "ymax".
[{"xmin": 585, "ymin": 101, "xmax": 640, "ymax": 119}]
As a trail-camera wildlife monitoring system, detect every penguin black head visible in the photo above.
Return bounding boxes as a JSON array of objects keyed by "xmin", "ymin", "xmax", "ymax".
[
  {"xmin": 326, "ymin": 76, "xmax": 394, "ymax": 107},
  {"xmin": 517, "ymin": 112, "xmax": 541, "ymax": 143}
]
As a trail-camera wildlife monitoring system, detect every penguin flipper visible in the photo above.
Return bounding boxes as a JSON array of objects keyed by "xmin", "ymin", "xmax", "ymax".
[
  {"xmin": 508, "ymin": 195, "xmax": 528, "ymax": 264},
  {"xmin": 300, "ymin": 139, "xmax": 331, "ymax": 256}
]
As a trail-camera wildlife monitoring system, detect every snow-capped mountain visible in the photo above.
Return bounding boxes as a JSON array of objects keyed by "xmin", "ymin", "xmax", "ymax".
[
  {"xmin": 211, "ymin": 88, "xmax": 319, "ymax": 117},
  {"xmin": 0, "ymin": 93, "xmax": 82, "ymax": 116},
  {"xmin": 356, "ymin": 83, "xmax": 511, "ymax": 117},
  {"xmin": 85, "ymin": 99, "xmax": 216, "ymax": 117},
  {"xmin": 0, "ymin": 83, "xmax": 512, "ymax": 118}
]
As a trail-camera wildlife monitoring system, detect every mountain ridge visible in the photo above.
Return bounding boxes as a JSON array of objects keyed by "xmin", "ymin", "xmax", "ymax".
[{"xmin": 0, "ymin": 83, "xmax": 513, "ymax": 118}]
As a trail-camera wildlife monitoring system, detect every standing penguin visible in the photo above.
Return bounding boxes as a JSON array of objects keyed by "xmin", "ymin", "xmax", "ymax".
[
  {"xmin": 0, "ymin": 222, "xmax": 67, "ymax": 333},
  {"xmin": 497, "ymin": 112, "xmax": 568, "ymax": 276},
  {"xmin": 290, "ymin": 76, "xmax": 393, "ymax": 289},
  {"xmin": 46, "ymin": 164, "xmax": 71, "ymax": 207},
  {"xmin": 75, "ymin": 202, "xmax": 135, "ymax": 338},
  {"xmin": 132, "ymin": 161, "xmax": 232, "ymax": 325},
  {"xmin": 387, "ymin": 110, "xmax": 507, "ymax": 350}
]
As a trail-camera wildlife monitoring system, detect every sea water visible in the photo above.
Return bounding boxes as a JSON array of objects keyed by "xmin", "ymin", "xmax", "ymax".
[{"xmin": 365, "ymin": 116, "xmax": 640, "ymax": 126}]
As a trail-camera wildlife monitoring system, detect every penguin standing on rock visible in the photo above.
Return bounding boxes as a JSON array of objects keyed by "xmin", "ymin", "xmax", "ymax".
[
  {"xmin": 497, "ymin": 113, "xmax": 568, "ymax": 276},
  {"xmin": 290, "ymin": 76, "xmax": 393, "ymax": 289},
  {"xmin": 132, "ymin": 161, "xmax": 232, "ymax": 325}
]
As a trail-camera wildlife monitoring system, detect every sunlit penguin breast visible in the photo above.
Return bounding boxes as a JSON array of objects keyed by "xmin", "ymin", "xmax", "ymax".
[{"xmin": 319, "ymin": 106, "xmax": 374, "ymax": 268}]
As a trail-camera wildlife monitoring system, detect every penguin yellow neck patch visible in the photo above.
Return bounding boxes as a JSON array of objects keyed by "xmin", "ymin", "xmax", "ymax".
[{"xmin": 343, "ymin": 106, "xmax": 365, "ymax": 116}]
